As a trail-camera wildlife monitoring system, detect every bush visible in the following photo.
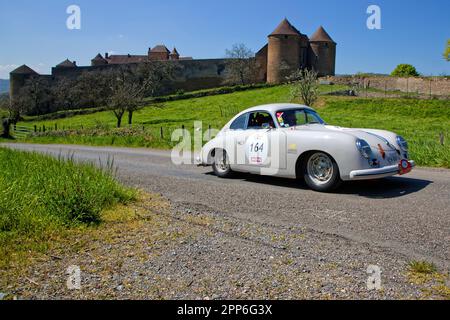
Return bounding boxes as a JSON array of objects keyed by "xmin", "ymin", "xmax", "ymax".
[{"xmin": 391, "ymin": 64, "xmax": 420, "ymax": 77}]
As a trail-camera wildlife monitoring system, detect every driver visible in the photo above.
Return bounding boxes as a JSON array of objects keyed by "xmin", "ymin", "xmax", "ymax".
[{"xmin": 283, "ymin": 111, "xmax": 297, "ymax": 127}]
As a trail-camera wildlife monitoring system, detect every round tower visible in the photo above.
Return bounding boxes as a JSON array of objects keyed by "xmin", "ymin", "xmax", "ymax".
[
  {"xmin": 267, "ymin": 18, "xmax": 303, "ymax": 84},
  {"xmin": 309, "ymin": 26, "xmax": 336, "ymax": 76},
  {"xmin": 9, "ymin": 65, "xmax": 38, "ymax": 104}
]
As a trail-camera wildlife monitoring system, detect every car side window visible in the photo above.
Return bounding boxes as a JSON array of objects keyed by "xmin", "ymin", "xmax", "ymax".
[
  {"xmin": 276, "ymin": 110, "xmax": 306, "ymax": 127},
  {"xmin": 246, "ymin": 112, "xmax": 275, "ymax": 130},
  {"xmin": 230, "ymin": 114, "xmax": 247, "ymax": 130},
  {"xmin": 305, "ymin": 111, "xmax": 324, "ymax": 124}
]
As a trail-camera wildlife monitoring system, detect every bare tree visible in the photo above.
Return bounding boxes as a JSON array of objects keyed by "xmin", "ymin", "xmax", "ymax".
[
  {"xmin": 21, "ymin": 77, "xmax": 51, "ymax": 115},
  {"xmin": 289, "ymin": 69, "xmax": 319, "ymax": 107},
  {"xmin": 104, "ymin": 62, "xmax": 176, "ymax": 128},
  {"xmin": 0, "ymin": 92, "xmax": 31, "ymax": 138},
  {"xmin": 76, "ymin": 71, "xmax": 109, "ymax": 109},
  {"xmin": 53, "ymin": 77, "xmax": 83, "ymax": 110},
  {"xmin": 127, "ymin": 61, "xmax": 177, "ymax": 125},
  {"xmin": 225, "ymin": 43, "xmax": 258, "ymax": 85}
]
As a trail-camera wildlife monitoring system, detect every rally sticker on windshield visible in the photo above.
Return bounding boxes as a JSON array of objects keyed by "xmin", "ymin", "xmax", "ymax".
[{"xmin": 247, "ymin": 134, "xmax": 269, "ymax": 165}]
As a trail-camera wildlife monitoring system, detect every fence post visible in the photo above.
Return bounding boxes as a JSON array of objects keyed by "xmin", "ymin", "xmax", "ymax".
[
  {"xmin": 160, "ymin": 126, "xmax": 163, "ymax": 139},
  {"xmin": 14, "ymin": 124, "xmax": 16, "ymax": 131},
  {"xmin": 208, "ymin": 125, "xmax": 211, "ymax": 140},
  {"xmin": 429, "ymin": 79, "xmax": 432, "ymax": 99},
  {"xmin": 440, "ymin": 133, "xmax": 445, "ymax": 146},
  {"xmin": 55, "ymin": 123, "xmax": 57, "ymax": 131},
  {"xmin": 34, "ymin": 125, "xmax": 37, "ymax": 133},
  {"xmin": 43, "ymin": 125, "xmax": 46, "ymax": 133}
]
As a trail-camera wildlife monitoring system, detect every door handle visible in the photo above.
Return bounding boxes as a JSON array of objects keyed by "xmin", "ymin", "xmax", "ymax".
[{"xmin": 237, "ymin": 140, "xmax": 245, "ymax": 146}]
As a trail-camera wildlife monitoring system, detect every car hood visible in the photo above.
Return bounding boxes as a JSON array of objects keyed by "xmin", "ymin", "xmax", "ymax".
[{"xmin": 292, "ymin": 124, "xmax": 397, "ymax": 150}]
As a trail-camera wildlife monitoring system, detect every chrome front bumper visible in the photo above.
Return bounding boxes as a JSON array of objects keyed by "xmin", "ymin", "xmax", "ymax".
[{"xmin": 349, "ymin": 160, "xmax": 415, "ymax": 180}]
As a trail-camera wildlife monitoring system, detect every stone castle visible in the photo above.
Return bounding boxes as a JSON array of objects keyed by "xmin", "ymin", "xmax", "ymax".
[{"xmin": 10, "ymin": 18, "xmax": 336, "ymax": 103}]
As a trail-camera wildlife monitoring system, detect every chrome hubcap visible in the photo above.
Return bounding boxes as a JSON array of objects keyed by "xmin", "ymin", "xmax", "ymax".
[
  {"xmin": 307, "ymin": 153, "xmax": 333, "ymax": 185},
  {"xmin": 215, "ymin": 152, "xmax": 229, "ymax": 173}
]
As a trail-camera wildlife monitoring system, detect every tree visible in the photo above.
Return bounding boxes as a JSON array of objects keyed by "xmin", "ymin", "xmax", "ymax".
[
  {"xmin": 53, "ymin": 77, "xmax": 83, "ymax": 110},
  {"xmin": 75, "ymin": 71, "xmax": 109, "ymax": 109},
  {"xmin": 127, "ymin": 61, "xmax": 176, "ymax": 125},
  {"xmin": 225, "ymin": 43, "xmax": 258, "ymax": 85},
  {"xmin": 288, "ymin": 69, "xmax": 319, "ymax": 107},
  {"xmin": 391, "ymin": 64, "xmax": 420, "ymax": 77},
  {"xmin": 0, "ymin": 92, "xmax": 31, "ymax": 138},
  {"xmin": 104, "ymin": 62, "xmax": 176, "ymax": 128},
  {"xmin": 21, "ymin": 77, "xmax": 52, "ymax": 115},
  {"xmin": 444, "ymin": 39, "xmax": 450, "ymax": 62}
]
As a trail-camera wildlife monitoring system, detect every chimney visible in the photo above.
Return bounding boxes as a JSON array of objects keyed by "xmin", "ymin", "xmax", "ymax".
[
  {"xmin": 105, "ymin": 52, "xmax": 109, "ymax": 59},
  {"xmin": 73, "ymin": 61, "xmax": 77, "ymax": 66}
]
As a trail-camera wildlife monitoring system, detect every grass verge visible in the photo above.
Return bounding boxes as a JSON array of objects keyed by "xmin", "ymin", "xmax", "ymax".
[{"xmin": 0, "ymin": 147, "xmax": 135, "ymax": 269}]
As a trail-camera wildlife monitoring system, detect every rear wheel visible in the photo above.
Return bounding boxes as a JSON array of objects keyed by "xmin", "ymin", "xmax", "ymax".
[
  {"xmin": 212, "ymin": 149, "xmax": 233, "ymax": 178},
  {"xmin": 303, "ymin": 152, "xmax": 342, "ymax": 192}
]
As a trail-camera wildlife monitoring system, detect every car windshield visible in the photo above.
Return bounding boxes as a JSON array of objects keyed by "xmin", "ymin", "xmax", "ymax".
[{"xmin": 275, "ymin": 109, "xmax": 325, "ymax": 128}]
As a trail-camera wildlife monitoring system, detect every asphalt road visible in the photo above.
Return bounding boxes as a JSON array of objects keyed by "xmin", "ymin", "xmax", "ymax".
[{"xmin": 2, "ymin": 143, "xmax": 449, "ymax": 299}]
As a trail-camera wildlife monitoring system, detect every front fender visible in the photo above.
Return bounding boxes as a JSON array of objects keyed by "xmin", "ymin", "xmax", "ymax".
[{"xmin": 288, "ymin": 131, "xmax": 367, "ymax": 180}]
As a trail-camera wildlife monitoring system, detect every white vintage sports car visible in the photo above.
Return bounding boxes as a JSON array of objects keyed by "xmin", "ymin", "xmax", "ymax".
[{"xmin": 198, "ymin": 103, "xmax": 414, "ymax": 192}]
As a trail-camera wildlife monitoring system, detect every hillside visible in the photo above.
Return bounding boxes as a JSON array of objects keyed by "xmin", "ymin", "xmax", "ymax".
[
  {"xmin": 0, "ymin": 79, "xmax": 9, "ymax": 94},
  {"xmin": 14, "ymin": 84, "xmax": 450, "ymax": 168}
]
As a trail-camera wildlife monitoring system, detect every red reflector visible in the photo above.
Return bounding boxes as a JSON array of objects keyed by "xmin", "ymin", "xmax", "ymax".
[{"xmin": 399, "ymin": 159, "xmax": 412, "ymax": 175}]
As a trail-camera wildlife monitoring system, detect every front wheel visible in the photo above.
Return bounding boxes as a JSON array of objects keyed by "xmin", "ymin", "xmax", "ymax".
[
  {"xmin": 212, "ymin": 149, "xmax": 233, "ymax": 178},
  {"xmin": 303, "ymin": 152, "xmax": 342, "ymax": 192}
]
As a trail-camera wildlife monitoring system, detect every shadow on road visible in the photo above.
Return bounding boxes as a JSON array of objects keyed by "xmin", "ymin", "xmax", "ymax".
[
  {"xmin": 337, "ymin": 176, "xmax": 433, "ymax": 199},
  {"xmin": 206, "ymin": 171, "xmax": 432, "ymax": 199}
]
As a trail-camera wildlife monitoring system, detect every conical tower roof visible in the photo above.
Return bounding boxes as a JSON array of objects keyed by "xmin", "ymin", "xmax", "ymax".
[
  {"xmin": 310, "ymin": 26, "xmax": 335, "ymax": 43},
  {"xmin": 269, "ymin": 18, "xmax": 302, "ymax": 37},
  {"xmin": 10, "ymin": 64, "xmax": 38, "ymax": 75},
  {"xmin": 170, "ymin": 47, "xmax": 179, "ymax": 55}
]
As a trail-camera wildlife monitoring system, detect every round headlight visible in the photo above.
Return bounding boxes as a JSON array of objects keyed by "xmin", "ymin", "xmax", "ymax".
[
  {"xmin": 396, "ymin": 136, "xmax": 409, "ymax": 152},
  {"xmin": 356, "ymin": 139, "xmax": 372, "ymax": 159}
]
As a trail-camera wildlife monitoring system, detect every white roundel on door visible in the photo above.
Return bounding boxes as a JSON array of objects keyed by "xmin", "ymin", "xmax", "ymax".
[{"xmin": 246, "ymin": 133, "xmax": 269, "ymax": 165}]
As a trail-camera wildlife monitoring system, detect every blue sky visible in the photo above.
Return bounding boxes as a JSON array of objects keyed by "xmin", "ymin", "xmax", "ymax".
[{"xmin": 0, "ymin": 0, "xmax": 449, "ymax": 79}]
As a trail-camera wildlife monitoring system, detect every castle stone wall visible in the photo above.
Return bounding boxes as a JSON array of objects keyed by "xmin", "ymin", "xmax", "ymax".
[{"xmin": 325, "ymin": 76, "xmax": 450, "ymax": 97}]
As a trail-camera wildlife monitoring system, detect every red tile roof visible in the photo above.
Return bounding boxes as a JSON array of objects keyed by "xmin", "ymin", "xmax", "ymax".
[
  {"xmin": 106, "ymin": 55, "xmax": 148, "ymax": 64},
  {"xmin": 150, "ymin": 45, "xmax": 170, "ymax": 53},
  {"xmin": 56, "ymin": 59, "xmax": 77, "ymax": 67}
]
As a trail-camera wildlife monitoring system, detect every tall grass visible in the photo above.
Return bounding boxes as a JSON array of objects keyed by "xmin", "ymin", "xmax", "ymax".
[{"xmin": 0, "ymin": 147, "xmax": 135, "ymax": 266}]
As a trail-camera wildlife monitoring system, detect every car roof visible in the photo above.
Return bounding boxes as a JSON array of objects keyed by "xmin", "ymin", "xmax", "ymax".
[{"xmin": 242, "ymin": 103, "xmax": 316, "ymax": 114}]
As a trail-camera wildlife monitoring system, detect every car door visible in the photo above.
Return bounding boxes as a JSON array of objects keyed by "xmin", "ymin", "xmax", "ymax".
[{"xmin": 236, "ymin": 111, "xmax": 287, "ymax": 175}]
